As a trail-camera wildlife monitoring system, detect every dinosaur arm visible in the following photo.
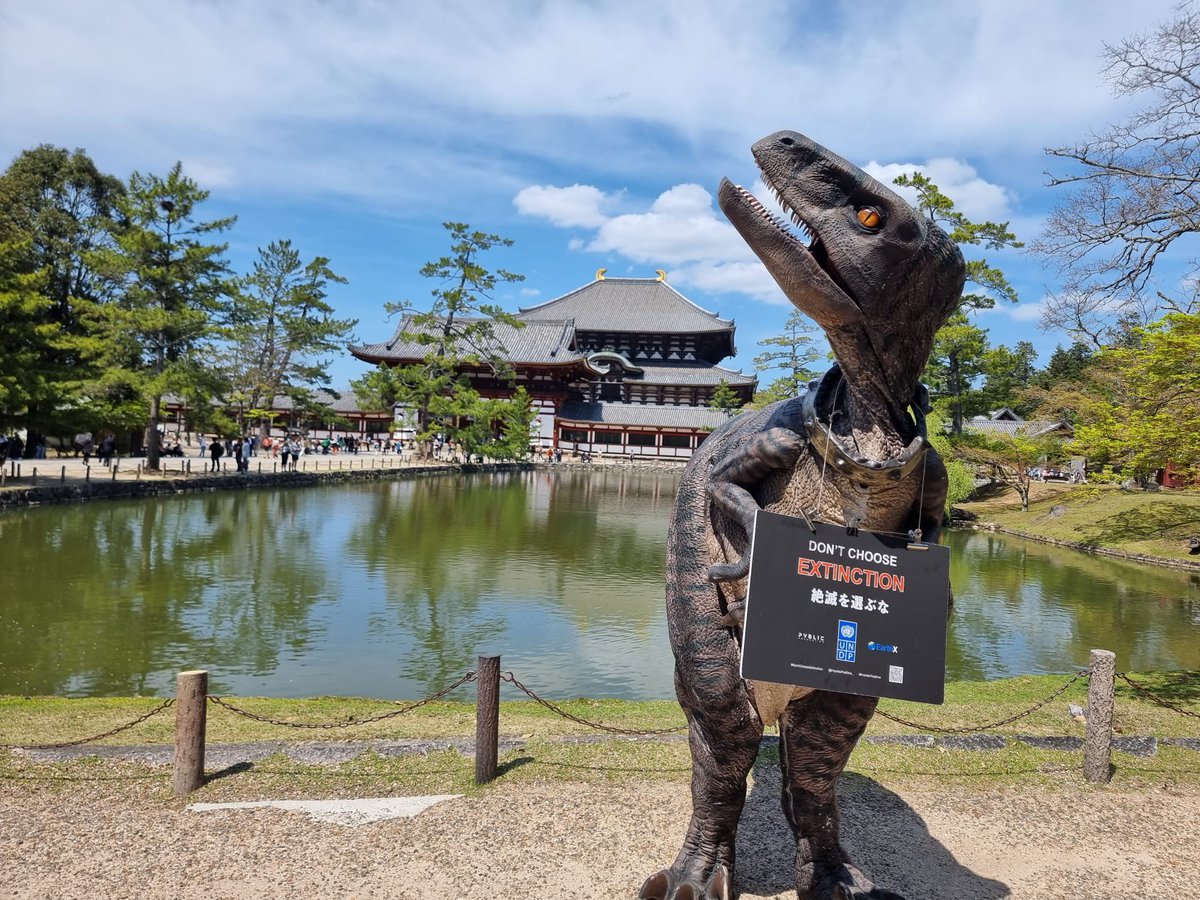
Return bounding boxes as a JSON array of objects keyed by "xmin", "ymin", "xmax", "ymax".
[{"xmin": 706, "ymin": 426, "xmax": 807, "ymax": 582}]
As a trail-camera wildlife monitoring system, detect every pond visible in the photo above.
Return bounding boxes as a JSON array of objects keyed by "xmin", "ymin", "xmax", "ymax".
[{"xmin": 1, "ymin": 470, "xmax": 1198, "ymax": 700}]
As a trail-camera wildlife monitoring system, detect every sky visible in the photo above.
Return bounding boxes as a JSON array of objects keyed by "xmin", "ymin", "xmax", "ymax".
[{"xmin": 0, "ymin": 0, "xmax": 1185, "ymax": 390}]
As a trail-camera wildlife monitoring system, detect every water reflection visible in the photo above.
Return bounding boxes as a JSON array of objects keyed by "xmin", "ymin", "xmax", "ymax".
[{"xmin": 0, "ymin": 474, "xmax": 1197, "ymax": 700}]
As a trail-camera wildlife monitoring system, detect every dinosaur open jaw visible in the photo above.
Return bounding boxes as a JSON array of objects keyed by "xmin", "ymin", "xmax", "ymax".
[{"xmin": 718, "ymin": 178, "xmax": 863, "ymax": 326}]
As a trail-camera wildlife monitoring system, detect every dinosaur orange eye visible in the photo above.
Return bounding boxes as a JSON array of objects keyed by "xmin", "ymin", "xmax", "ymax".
[{"xmin": 857, "ymin": 207, "xmax": 883, "ymax": 230}]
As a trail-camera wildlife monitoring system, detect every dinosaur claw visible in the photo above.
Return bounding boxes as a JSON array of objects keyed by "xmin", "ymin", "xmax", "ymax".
[
  {"xmin": 639, "ymin": 871, "xmax": 670, "ymax": 900},
  {"xmin": 707, "ymin": 557, "xmax": 750, "ymax": 582},
  {"xmin": 705, "ymin": 864, "xmax": 732, "ymax": 900}
]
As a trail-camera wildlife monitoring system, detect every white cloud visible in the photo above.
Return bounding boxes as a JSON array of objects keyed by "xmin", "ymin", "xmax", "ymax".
[
  {"xmin": 516, "ymin": 180, "xmax": 776, "ymax": 299},
  {"xmin": 513, "ymin": 184, "xmax": 610, "ymax": 228},
  {"xmin": 864, "ymin": 159, "xmax": 1015, "ymax": 223},
  {"xmin": 1008, "ymin": 299, "xmax": 1049, "ymax": 322},
  {"xmin": 0, "ymin": 0, "xmax": 1182, "ymax": 210}
]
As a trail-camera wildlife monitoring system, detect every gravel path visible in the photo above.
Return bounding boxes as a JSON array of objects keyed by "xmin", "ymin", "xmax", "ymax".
[{"xmin": 4, "ymin": 767, "xmax": 1197, "ymax": 899}]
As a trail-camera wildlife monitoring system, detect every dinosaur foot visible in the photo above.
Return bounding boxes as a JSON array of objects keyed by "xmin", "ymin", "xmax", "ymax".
[
  {"xmin": 801, "ymin": 864, "xmax": 905, "ymax": 900},
  {"xmin": 639, "ymin": 864, "xmax": 731, "ymax": 900}
]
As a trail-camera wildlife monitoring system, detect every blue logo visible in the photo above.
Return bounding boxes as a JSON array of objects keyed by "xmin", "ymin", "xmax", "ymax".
[
  {"xmin": 836, "ymin": 619, "xmax": 857, "ymax": 662},
  {"xmin": 867, "ymin": 641, "xmax": 899, "ymax": 654}
]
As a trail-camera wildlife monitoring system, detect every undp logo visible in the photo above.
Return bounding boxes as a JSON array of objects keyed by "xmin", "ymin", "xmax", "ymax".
[{"xmin": 835, "ymin": 619, "xmax": 858, "ymax": 663}]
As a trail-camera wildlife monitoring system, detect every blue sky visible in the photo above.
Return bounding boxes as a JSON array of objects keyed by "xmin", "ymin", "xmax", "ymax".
[{"xmin": 0, "ymin": 1, "xmax": 1182, "ymax": 389}]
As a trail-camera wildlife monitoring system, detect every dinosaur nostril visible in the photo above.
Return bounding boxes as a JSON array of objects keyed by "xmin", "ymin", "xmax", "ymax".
[{"xmin": 780, "ymin": 137, "xmax": 794, "ymax": 146}]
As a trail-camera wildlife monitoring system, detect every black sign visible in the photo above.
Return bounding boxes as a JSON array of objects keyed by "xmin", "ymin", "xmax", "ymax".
[{"xmin": 740, "ymin": 512, "xmax": 950, "ymax": 704}]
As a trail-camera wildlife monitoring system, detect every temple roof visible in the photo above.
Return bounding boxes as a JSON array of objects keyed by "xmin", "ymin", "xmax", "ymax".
[
  {"xmin": 557, "ymin": 401, "xmax": 734, "ymax": 430},
  {"xmin": 518, "ymin": 276, "xmax": 733, "ymax": 335},
  {"xmin": 634, "ymin": 362, "xmax": 755, "ymax": 387},
  {"xmin": 350, "ymin": 317, "xmax": 590, "ymax": 367}
]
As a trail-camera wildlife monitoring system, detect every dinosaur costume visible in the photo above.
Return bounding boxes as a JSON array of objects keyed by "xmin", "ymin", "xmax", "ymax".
[{"xmin": 641, "ymin": 132, "xmax": 966, "ymax": 900}]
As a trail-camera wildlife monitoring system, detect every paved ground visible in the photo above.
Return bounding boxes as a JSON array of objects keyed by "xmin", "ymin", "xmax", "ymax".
[{"xmin": 3, "ymin": 764, "xmax": 1198, "ymax": 899}]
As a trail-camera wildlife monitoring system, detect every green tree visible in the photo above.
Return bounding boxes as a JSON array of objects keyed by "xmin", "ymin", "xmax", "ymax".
[
  {"xmin": 894, "ymin": 173, "xmax": 1023, "ymax": 434},
  {"xmin": 352, "ymin": 222, "xmax": 524, "ymax": 458},
  {"xmin": 751, "ymin": 309, "xmax": 822, "ymax": 405},
  {"xmin": 0, "ymin": 146, "xmax": 123, "ymax": 444},
  {"xmin": 1070, "ymin": 312, "xmax": 1200, "ymax": 479},
  {"xmin": 955, "ymin": 430, "xmax": 1066, "ymax": 512},
  {"xmin": 979, "ymin": 340, "xmax": 1038, "ymax": 416},
  {"xmin": 225, "ymin": 239, "xmax": 357, "ymax": 438},
  {"xmin": 709, "ymin": 379, "xmax": 744, "ymax": 418},
  {"xmin": 88, "ymin": 163, "xmax": 236, "ymax": 469},
  {"xmin": 1035, "ymin": 342, "xmax": 1095, "ymax": 389},
  {"xmin": 892, "ymin": 172, "xmax": 1023, "ymax": 312},
  {"xmin": 923, "ymin": 311, "xmax": 990, "ymax": 434}
]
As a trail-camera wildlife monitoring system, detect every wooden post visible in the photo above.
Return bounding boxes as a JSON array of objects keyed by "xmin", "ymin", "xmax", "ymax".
[
  {"xmin": 173, "ymin": 670, "xmax": 208, "ymax": 795},
  {"xmin": 1084, "ymin": 649, "xmax": 1116, "ymax": 783},
  {"xmin": 257, "ymin": 461, "xmax": 261, "ymax": 475},
  {"xmin": 84, "ymin": 466, "xmax": 90, "ymax": 484},
  {"xmin": 61, "ymin": 465, "xmax": 66, "ymax": 483},
  {"xmin": 113, "ymin": 457, "xmax": 119, "ymax": 473},
  {"xmin": 475, "ymin": 654, "xmax": 500, "ymax": 784},
  {"xmin": 32, "ymin": 467, "xmax": 37, "ymax": 485},
  {"xmin": 111, "ymin": 464, "xmax": 117, "ymax": 481}
]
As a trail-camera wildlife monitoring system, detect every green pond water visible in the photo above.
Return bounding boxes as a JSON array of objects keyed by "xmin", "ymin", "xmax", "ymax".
[{"xmin": 1, "ymin": 470, "xmax": 1198, "ymax": 701}]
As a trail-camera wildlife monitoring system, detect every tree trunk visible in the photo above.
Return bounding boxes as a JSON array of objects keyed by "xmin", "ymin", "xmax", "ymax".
[{"xmin": 146, "ymin": 393, "xmax": 161, "ymax": 470}]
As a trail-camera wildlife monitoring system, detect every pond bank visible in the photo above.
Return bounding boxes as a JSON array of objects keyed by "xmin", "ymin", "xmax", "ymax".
[
  {"xmin": 957, "ymin": 519, "xmax": 1200, "ymax": 573},
  {"xmin": 0, "ymin": 459, "xmax": 535, "ymax": 510},
  {"xmin": 954, "ymin": 482, "xmax": 1200, "ymax": 573}
]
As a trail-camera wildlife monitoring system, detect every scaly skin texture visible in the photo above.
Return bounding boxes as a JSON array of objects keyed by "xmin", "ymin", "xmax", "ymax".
[{"xmin": 641, "ymin": 132, "xmax": 965, "ymax": 900}]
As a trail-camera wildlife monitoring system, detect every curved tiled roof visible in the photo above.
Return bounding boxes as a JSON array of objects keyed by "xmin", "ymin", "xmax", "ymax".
[
  {"xmin": 518, "ymin": 277, "xmax": 733, "ymax": 335},
  {"xmin": 635, "ymin": 363, "xmax": 755, "ymax": 387},
  {"xmin": 557, "ymin": 401, "xmax": 734, "ymax": 430},
  {"xmin": 350, "ymin": 317, "xmax": 587, "ymax": 367}
]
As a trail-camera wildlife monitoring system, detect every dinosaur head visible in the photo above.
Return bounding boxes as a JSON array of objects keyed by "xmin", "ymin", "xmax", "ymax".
[{"xmin": 720, "ymin": 131, "xmax": 965, "ymax": 431}]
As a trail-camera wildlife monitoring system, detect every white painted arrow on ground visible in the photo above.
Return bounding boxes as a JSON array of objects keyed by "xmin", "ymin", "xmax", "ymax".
[{"xmin": 187, "ymin": 795, "xmax": 460, "ymax": 827}]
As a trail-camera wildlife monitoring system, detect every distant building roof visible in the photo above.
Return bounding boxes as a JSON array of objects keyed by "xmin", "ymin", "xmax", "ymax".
[
  {"xmin": 350, "ymin": 317, "xmax": 590, "ymax": 368},
  {"xmin": 518, "ymin": 276, "xmax": 733, "ymax": 335},
  {"xmin": 557, "ymin": 401, "xmax": 734, "ymax": 430},
  {"xmin": 963, "ymin": 417, "xmax": 1074, "ymax": 438}
]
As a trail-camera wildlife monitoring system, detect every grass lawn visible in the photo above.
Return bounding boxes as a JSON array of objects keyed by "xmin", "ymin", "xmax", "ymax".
[
  {"xmin": 2, "ymin": 671, "xmax": 1197, "ymax": 799},
  {"xmin": 957, "ymin": 481, "xmax": 1200, "ymax": 562}
]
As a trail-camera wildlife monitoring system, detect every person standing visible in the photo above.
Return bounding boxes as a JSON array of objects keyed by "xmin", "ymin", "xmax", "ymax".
[
  {"xmin": 198, "ymin": 434, "xmax": 207, "ymax": 458},
  {"xmin": 98, "ymin": 432, "xmax": 115, "ymax": 467},
  {"xmin": 209, "ymin": 438, "xmax": 224, "ymax": 472},
  {"xmin": 240, "ymin": 436, "xmax": 252, "ymax": 473},
  {"xmin": 80, "ymin": 434, "xmax": 94, "ymax": 466}
]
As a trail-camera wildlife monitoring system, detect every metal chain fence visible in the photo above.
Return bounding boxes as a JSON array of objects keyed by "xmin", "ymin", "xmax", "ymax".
[
  {"xmin": 206, "ymin": 671, "xmax": 478, "ymax": 729},
  {"xmin": 1116, "ymin": 672, "xmax": 1200, "ymax": 719},
  {"xmin": 0, "ymin": 697, "xmax": 176, "ymax": 750},
  {"xmin": 873, "ymin": 669, "xmax": 1091, "ymax": 734},
  {"xmin": 499, "ymin": 671, "xmax": 688, "ymax": 735},
  {"xmin": 5, "ymin": 665, "xmax": 1199, "ymax": 755}
]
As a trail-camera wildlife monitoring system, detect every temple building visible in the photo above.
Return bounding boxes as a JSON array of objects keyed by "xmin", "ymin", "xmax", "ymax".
[{"xmin": 350, "ymin": 270, "xmax": 756, "ymax": 459}]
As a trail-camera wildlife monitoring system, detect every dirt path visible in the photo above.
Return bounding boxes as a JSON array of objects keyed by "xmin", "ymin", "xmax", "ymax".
[{"xmin": 4, "ymin": 768, "xmax": 1197, "ymax": 899}]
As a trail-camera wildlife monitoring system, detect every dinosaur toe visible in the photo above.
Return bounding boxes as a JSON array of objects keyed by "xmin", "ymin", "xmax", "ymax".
[
  {"xmin": 639, "ymin": 864, "xmax": 731, "ymax": 900},
  {"xmin": 805, "ymin": 866, "xmax": 905, "ymax": 900}
]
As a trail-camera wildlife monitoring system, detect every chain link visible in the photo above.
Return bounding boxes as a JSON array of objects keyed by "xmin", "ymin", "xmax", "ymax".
[
  {"xmin": 500, "ymin": 671, "xmax": 687, "ymax": 735},
  {"xmin": 1116, "ymin": 672, "xmax": 1200, "ymax": 719},
  {"xmin": 206, "ymin": 671, "xmax": 477, "ymax": 729},
  {"xmin": 873, "ymin": 670, "xmax": 1089, "ymax": 734},
  {"xmin": 0, "ymin": 698, "xmax": 176, "ymax": 750}
]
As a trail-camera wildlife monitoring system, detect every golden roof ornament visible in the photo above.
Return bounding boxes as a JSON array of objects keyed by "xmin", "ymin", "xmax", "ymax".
[
  {"xmin": 656, "ymin": 269, "xmax": 667, "ymax": 281},
  {"xmin": 595, "ymin": 268, "xmax": 607, "ymax": 280}
]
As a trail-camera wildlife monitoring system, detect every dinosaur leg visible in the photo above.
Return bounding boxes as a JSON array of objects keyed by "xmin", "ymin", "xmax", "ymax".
[
  {"xmin": 640, "ymin": 673, "xmax": 763, "ymax": 900},
  {"xmin": 779, "ymin": 691, "xmax": 903, "ymax": 900}
]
